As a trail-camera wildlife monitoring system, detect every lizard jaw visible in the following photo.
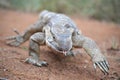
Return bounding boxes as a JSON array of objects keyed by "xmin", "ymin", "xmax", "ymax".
[{"xmin": 46, "ymin": 40, "xmax": 69, "ymax": 55}]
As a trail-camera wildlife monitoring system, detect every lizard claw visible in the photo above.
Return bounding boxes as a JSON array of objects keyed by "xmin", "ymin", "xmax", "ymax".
[
  {"xmin": 6, "ymin": 29, "xmax": 24, "ymax": 47},
  {"xmin": 25, "ymin": 57, "xmax": 48, "ymax": 67},
  {"xmin": 94, "ymin": 60, "xmax": 109, "ymax": 74},
  {"xmin": 13, "ymin": 28, "xmax": 20, "ymax": 35}
]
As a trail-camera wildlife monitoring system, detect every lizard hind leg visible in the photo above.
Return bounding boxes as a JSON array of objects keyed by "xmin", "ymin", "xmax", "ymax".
[{"xmin": 25, "ymin": 32, "xmax": 48, "ymax": 67}]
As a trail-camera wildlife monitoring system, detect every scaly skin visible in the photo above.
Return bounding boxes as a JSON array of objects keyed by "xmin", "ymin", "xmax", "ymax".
[{"xmin": 6, "ymin": 10, "xmax": 109, "ymax": 74}]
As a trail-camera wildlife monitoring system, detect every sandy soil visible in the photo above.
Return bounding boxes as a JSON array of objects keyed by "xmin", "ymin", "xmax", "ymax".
[{"xmin": 0, "ymin": 9, "xmax": 120, "ymax": 80}]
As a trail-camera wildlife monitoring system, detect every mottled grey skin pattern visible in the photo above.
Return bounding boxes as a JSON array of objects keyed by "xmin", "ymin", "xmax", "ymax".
[{"xmin": 6, "ymin": 10, "xmax": 109, "ymax": 74}]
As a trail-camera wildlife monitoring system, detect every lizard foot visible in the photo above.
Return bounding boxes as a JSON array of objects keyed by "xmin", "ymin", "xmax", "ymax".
[{"xmin": 25, "ymin": 57, "xmax": 48, "ymax": 67}]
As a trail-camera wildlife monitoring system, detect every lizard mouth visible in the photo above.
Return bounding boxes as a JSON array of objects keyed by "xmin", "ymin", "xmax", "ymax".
[{"xmin": 46, "ymin": 40, "xmax": 69, "ymax": 55}]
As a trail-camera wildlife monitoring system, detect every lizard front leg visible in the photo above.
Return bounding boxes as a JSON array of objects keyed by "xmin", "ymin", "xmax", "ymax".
[
  {"xmin": 6, "ymin": 10, "xmax": 52, "ymax": 46},
  {"xmin": 25, "ymin": 32, "xmax": 48, "ymax": 67},
  {"xmin": 6, "ymin": 20, "xmax": 46, "ymax": 46},
  {"xmin": 72, "ymin": 31, "xmax": 109, "ymax": 74}
]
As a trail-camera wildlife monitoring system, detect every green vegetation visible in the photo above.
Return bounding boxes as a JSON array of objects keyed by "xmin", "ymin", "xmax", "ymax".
[
  {"xmin": 110, "ymin": 37, "xmax": 119, "ymax": 50},
  {"xmin": 0, "ymin": 0, "xmax": 120, "ymax": 23},
  {"xmin": 92, "ymin": 0, "xmax": 120, "ymax": 23}
]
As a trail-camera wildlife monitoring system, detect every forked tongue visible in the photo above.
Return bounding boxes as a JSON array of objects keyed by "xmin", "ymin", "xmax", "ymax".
[{"xmin": 63, "ymin": 51, "xmax": 67, "ymax": 56}]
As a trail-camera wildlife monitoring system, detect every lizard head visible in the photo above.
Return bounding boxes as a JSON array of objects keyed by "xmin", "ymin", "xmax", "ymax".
[{"xmin": 51, "ymin": 25, "xmax": 74, "ymax": 55}]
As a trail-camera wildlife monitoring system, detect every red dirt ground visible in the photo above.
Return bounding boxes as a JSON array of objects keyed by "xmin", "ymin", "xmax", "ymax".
[{"xmin": 0, "ymin": 9, "xmax": 120, "ymax": 80}]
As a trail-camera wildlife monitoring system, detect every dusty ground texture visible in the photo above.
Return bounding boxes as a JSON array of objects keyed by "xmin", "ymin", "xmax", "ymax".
[{"xmin": 0, "ymin": 9, "xmax": 120, "ymax": 80}]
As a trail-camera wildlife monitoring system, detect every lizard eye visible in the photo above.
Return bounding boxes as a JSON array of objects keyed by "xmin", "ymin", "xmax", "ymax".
[
  {"xmin": 53, "ymin": 36, "xmax": 57, "ymax": 42},
  {"xmin": 53, "ymin": 36, "xmax": 55, "ymax": 40}
]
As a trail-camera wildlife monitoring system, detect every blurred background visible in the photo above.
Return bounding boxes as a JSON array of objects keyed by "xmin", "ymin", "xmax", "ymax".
[
  {"xmin": 0, "ymin": 0, "xmax": 120, "ymax": 23},
  {"xmin": 0, "ymin": 0, "xmax": 120, "ymax": 80}
]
